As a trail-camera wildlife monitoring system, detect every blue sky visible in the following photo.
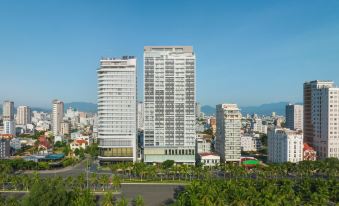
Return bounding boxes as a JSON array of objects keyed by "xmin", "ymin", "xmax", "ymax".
[{"xmin": 0, "ymin": 0, "xmax": 339, "ymax": 108}]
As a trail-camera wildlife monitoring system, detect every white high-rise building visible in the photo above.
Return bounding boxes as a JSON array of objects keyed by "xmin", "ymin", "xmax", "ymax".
[
  {"xmin": 216, "ymin": 104, "xmax": 242, "ymax": 162},
  {"xmin": 3, "ymin": 121, "xmax": 15, "ymax": 135},
  {"xmin": 304, "ymin": 80, "xmax": 339, "ymax": 159},
  {"xmin": 97, "ymin": 56, "xmax": 137, "ymax": 163},
  {"xmin": 137, "ymin": 102, "xmax": 144, "ymax": 131},
  {"xmin": 16, "ymin": 106, "xmax": 32, "ymax": 125},
  {"xmin": 2, "ymin": 101, "xmax": 14, "ymax": 121},
  {"xmin": 268, "ymin": 128, "xmax": 303, "ymax": 163},
  {"xmin": 285, "ymin": 104, "xmax": 303, "ymax": 131},
  {"xmin": 52, "ymin": 100, "xmax": 64, "ymax": 136},
  {"xmin": 143, "ymin": 46, "xmax": 196, "ymax": 164}
]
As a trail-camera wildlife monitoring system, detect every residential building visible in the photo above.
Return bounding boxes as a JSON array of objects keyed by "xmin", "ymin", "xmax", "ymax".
[
  {"xmin": 216, "ymin": 104, "xmax": 242, "ymax": 162},
  {"xmin": 3, "ymin": 120, "xmax": 15, "ymax": 135},
  {"xmin": 285, "ymin": 104, "xmax": 303, "ymax": 131},
  {"xmin": 52, "ymin": 100, "xmax": 64, "ymax": 135},
  {"xmin": 268, "ymin": 128, "xmax": 303, "ymax": 163},
  {"xmin": 0, "ymin": 138, "xmax": 10, "ymax": 159},
  {"xmin": 97, "ymin": 56, "xmax": 137, "ymax": 163},
  {"xmin": 210, "ymin": 117, "xmax": 217, "ymax": 135},
  {"xmin": 197, "ymin": 152, "xmax": 220, "ymax": 167},
  {"xmin": 70, "ymin": 139, "xmax": 88, "ymax": 151},
  {"xmin": 304, "ymin": 80, "xmax": 339, "ymax": 159},
  {"xmin": 250, "ymin": 117, "xmax": 267, "ymax": 134},
  {"xmin": 303, "ymin": 143, "xmax": 317, "ymax": 161},
  {"xmin": 143, "ymin": 46, "xmax": 196, "ymax": 164},
  {"xmin": 61, "ymin": 121, "xmax": 70, "ymax": 135},
  {"xmin": 2, "ymin": 101, "xmax": 14, "ymax": 121},
  {"xmin": 195, "ymin": 136, "xmax": 212, "ymax": 154},
  {"xmin": 37, "ymin": 136, "xmax": 51, "ymax": 154},
  {"xmin": 137, "ymin": 102, "xmax": 144, "ymax": 131},
  {"xmin": 241, "ymin": 134, "xmax": 262, "ymax": 152},
  {"xmin": 16, "ymin": 106, "xmax": 32, "ymax": 125}
]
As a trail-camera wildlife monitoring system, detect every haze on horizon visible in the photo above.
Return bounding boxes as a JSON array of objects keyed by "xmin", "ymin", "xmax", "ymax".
[{"xmin": 0, "ymin": 0, "xmax": 339, "ymax": 108}]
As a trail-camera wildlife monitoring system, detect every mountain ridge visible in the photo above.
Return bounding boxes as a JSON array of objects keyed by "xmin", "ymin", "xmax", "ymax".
[
  {"xmin": 0, "ymin": 102, "xmax": 98, "ymax": 114},
  {"xmin": 1, "ymin": 101, "xmax": 302, "ymax": 116},
  {"xmin": 201, "ymin": 102, "xmax": 302, "ymax": 116}
]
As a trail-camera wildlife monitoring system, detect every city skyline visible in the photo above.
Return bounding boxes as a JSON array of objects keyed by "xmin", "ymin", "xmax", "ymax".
[
  {"xmin": 0, "ymin": 1, "xmax": 338, "ymax": 205},
  {"xmin": 1, "ymin": 1, "xmax": 339, "ymax": 108}
]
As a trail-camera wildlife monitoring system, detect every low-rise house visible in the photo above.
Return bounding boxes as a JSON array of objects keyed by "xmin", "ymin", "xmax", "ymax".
[
  {"xmin": 71, "ymin": 131, "xmax": 81, "ymax": 140},
  {"xmin": 54, "ymin": 135, "xmax": 64, "ymax": 144},
  {"xmin": 20, "ymin": 138, "xmax": 35, "ymax": 147},
  {"xmin": 70, "ymin": 139, "xmax": 88, "ymax": 151},
  {"xmin": 37, "ymin": 136, "xmax": 51, "ymax": 154},
  {"xmin": 197, "ymin": 152, "xmax": 220, "ymax": 167}
]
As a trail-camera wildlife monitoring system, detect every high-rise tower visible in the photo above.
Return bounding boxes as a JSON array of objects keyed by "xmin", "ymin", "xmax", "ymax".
[
  {"xmin": 143, "ymin": 46, "xmax": 196, "ymax": 164},
  {"xmin": 97, "ymin": 56, "xmax": 137, "ymax": 163}
]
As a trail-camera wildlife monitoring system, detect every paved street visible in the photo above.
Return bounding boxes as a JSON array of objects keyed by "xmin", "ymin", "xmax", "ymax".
[
  {"xmin": 118, "ymin": 184, "xmax": 184, "ymax": 206},
  {"xmin": 0, "ymin": 183, "xmax": 184, "ymax": 206},
  {"xmin": 21, "ymin": 159, "xmax": 185, "ymax": 205}
]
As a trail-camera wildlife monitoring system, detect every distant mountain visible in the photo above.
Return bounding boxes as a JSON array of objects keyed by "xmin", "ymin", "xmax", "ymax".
[
  {"xmin": 0, "ymin": 102, "xmax": 97, "ymax": 115},
  {"xmin": 64, "ymin": 102, "xmax": 97, "ymax": 113},
  {"xmin": 240, "ymin": 102, "xmax": 291, "ymax": 116},
  {"xmin": 201, "ymin": 105, "xmax": 216, "ymax": 116},
  {"xmin": 202, "ymin": 102, "xmax": 301, "ymax": 117}
]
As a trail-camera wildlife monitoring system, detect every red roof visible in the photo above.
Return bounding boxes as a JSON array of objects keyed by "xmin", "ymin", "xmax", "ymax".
[
  {"xmin": 75, "ymin": 139, "xmax": 88, "ymax": 145},
  {"xmin": 0, "ymin": 134, "xmax": 14, "ymax": 139},
  {"xmin": 199, "ymin": 152, "xmax": 219, "ymax": 157},
  {"xmin": 38, "ymin": 136, "xmax": 51, "ymax": 149},
  {"xmin": 304, "ymin": 143, "xmax": 315, "ymax": 151}
]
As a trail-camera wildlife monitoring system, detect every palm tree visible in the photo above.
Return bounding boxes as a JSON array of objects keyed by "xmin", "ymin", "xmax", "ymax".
[
  {"xmin": 116, "ymin": 196, "xmax": 129, "ymax": 206},
  {"xmin": 102, "ymin": 191, "xmax": 114, "ymax": 206},
  {"xmin": 90, "ymin": 173, "xmax": 98, "ymax": 191},
  {"xmin": 112, "ymin": 175, "xmax": 121, "ymax": 191},
  {"xmin": 76, "ymin": 173, "xmax": 86, "ymax": 189},
  {"xmin": 133, "ymin": 195, "xmax": 144, "ymax": 206},
  {"xmin": 22, "ymin": 174, "xmax": 30, "ymax": 191},
  {"xmin": 100, "ymin": 175, "xmax": 110, "ymax": 191}
]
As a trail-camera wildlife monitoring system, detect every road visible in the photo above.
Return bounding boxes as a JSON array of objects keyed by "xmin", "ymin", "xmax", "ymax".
[
  {"xmin": 0, "ymin": 183, "xmax": 184, "ymax": 206},
  {"xmin": 24, "ymin": 158, "xmax": 89, "ymax": 177},
  {"xmin": 22, "ymin": 159, "xmax": 185, "ymax": 205},
  {"xmin": 119, "ymin": 183, "xmax": 184, "ymax": 206}
]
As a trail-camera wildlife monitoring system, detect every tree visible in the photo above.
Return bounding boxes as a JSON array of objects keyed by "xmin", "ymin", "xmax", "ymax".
[
  {"xmin": 102, "ymin": 191, "xmax": 115, "ymax": 206},
  {"xmin": 116, "ymin": 196, "xmax": 129, "ymax": 206},
  {"xmin": 63, "ymin": 145, "xmax": 71, "ymax": 156},
  {"xmin": 71, "ymin": 189, "xmax": 96, "ymax": 206},
  {"xmin": 85, "ymin": 143, "xmax": 99, "ymax": 157},
  {"xmin": 100, "ymin": 175, "xmax": 110, "ymax": 191},
  {"xmin": 74, "ymin": 148, "xmax": 80, "ymax": 157},
  {"xmin": 162, "ymin": 160, "xmax": 175, "ymax": 170},
  {"xmin": 22, "ymin": 178, "xmax": 72, "ymax": 206},
  {"xmin": 133, "ymin": 195, "xmax": 145, "ymax": 206},
  {"xmin": 90, "ymin": 173, "xmax": 98, "ymax": 191},
  {"xmin": 79, "ymin": 148, "xmax": 85, "ymax": 159},
  {"xmin": 112, "ymin": 175, "xmax": 121, "ymax": 191}
]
